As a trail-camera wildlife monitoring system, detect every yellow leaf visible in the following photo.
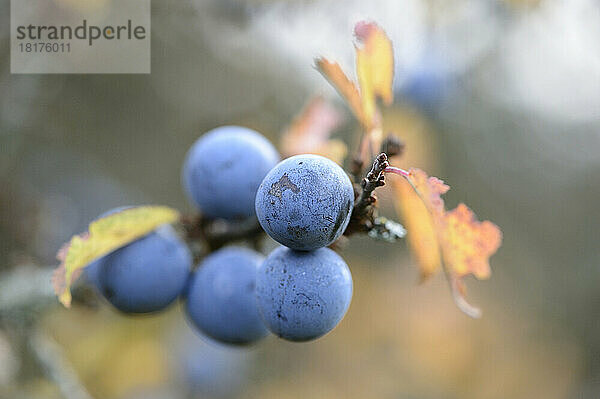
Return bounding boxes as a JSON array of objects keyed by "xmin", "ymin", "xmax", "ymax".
[
  {"xmin": 442, "ymin": 203, "xmax": 502, "ymax": 280},
  {"xmin": 316, "ymin": 22, "xmax": 394, "ymax": 161},
  {"xmin": 390, "ymin": 177, "xmax": 441, "ymax": 281},
  {"xmin": 280, "ymin": 96, "xmax": 348, "ymax": 165},
  {"xmin": 387, "ymin": 167, "xmax": 502, "ymax": 317},
  {"xmin": 315, "ymin": 58, "xmax": 366, "ymax": 125},
  {"xmin": 383, "ymin": 110, "xmax": 442, "ymax": 280},
  {"xmin": 355, "ymin": 21, "xmax": 394, "ymax": 129},
  {"xmin": 52, "ymin": 206, "xmax": 180, "ymax": 308},
  {"xmin": 393, "ymin": 167, "xmax": 447, "ymax": 281},
  {"xmin": 405, "ymin": 167, "xmax": 448, "ymax": 218},
  {"xmin": 403, "ymin": 170, "xmax": 501, "ymax": 282}
]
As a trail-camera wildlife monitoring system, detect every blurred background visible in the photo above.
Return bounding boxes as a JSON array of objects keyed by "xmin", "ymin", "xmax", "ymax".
[{"xmin": 1, "ymin": 0, "xmax": 599, "ymax": 398}]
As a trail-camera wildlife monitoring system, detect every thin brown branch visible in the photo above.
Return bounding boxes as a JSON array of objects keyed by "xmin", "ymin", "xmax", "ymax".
[
  {"xmin": 344, "ymin": 153, "xmax": 389, "ymax": 234},
  {"xmin": 356, "ymin": 153, "xmax": 389, "ymax": 215},
  {"xmin": 181, "ymin": 214, "xmax": 265, "ymax": 256}
]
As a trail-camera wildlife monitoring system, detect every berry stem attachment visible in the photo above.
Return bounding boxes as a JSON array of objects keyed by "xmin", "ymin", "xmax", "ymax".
[
  {"xmin": 181, "ymin": 214, "xmax": 264, "ymax": 259},
  {"xmin": 345, "ymin": 152, "xmax": 396, "ymax": 236},
  {"xmin": 354, "ymin": 153, "xmax": 389, "ymax": 217}
]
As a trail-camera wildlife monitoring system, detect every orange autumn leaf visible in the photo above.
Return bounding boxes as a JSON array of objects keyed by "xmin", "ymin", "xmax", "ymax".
[
  {"xmin": 404, "ymin": 168, "xmax": 501, "ymax": 281},
  {"xmin": 405, "ymin": 168, "xmax": 448, "ymax": 217},
  {"xmin": 355, "ymin": 21, "xmax": 394, "ymax": 129},
  {"xmin": 387, "ymin": 166, "xmax": 502, "ymax": 317},
  {"xmin": 315, "ymin": 21, "xmax": 501, "ymax": 317},
  {"xmin": 442, "ymin": 203, "xmax": 502, "ymax": 279},
  {"xmin": 395, "ymin": 167, "xmax": 448, "ymax": 281},
  {"xmin": 315, "ymin": 58, "xmax": 365, "ymax": 125},
  {"xmin": 383, "ymin": 114, "xmax": 440, "ymax": 280},
  {"xmin": 316, "ymin": 21, "xmax": 394, "ymax": 157},
  {"xmin": 390, "ymin": 177, "xmax": 441, "ymax": 280},
  {"xmin": 280, "ymin": 96, "xmax": 348, "ymax": 165}
]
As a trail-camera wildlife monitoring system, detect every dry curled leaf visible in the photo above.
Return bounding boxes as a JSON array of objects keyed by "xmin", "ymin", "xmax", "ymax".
[
  {"xmin": 52, "ymin": 206, "xmax": 180, "ymax": 307},
  {"xmin": 387, "ymin": 167, "xmax": 502, "ymax": 317},
  {"xmin": 442, "ymin": 203, "xmax": 503, "ymax": 280},
  {"xmin": 390, "ymin": 177, "xmax": 441, "ymax": 281},
  {"xmin": 315, "ymin": 58, "xmax": 365, "ymax": 125},
  {"xmin": 316, "ymin": 21, "xmax": 394, "ymax": 159},
  {"xmin": 315, "ymin": 20, "xmax": 501, "ymax": 317},
  {"xmin": 405, "ymin": 168, "xmax": 448, "ymax": 217},
  {"xmin": 355, "ymin": 21, "xmax": 394, "ymax": 130},
  {"xmin": 280, "ymin": 96, "xmax": 348, "ymax": 165}
]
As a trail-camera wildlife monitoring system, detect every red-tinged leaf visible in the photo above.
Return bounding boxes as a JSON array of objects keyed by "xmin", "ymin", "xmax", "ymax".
[
  {"xmin": 386, "ymin": 166, "xmax": 502, "ymax": 317},
  {"xmin": 405, "ymin": 168, "xmax": 449, "ymax": 218},
  {"xmin": 355, "ymin": 21, "xmax": 394, "ymax": 129},
  {"xmin": 316, "ymin": 22, "xmax": 394, "ymax": 160},
  {"xmin": 389, "ymin": 176, "xmax": 442, "ymax": 281},
  {"xmin": 442, "ymin": 203, "xmax": 503, "ymax": 280}
]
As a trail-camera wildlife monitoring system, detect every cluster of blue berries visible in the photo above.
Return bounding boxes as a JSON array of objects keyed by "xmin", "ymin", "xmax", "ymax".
[{"xmin": 87, "ymin": 126, "xmax": 355, "ymax": 345}]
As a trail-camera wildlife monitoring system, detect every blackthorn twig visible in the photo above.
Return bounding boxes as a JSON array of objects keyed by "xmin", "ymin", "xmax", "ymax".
[
  {"xmin": 344, "ymin": 152, "xmax": 394, "ymax": 235},
  {"xmin": 181, "ymin": 214, "xmax": 264, "ymax": 258}
]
